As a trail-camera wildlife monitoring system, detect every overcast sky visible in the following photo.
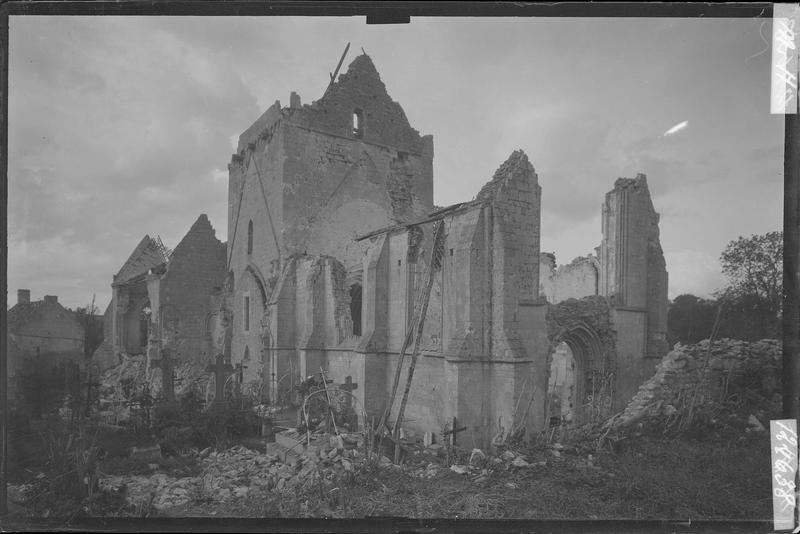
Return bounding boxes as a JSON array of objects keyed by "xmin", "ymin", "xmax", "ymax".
[{"xmin": 8, "ymin": 15, "xmax": 784, "ymax": 310}]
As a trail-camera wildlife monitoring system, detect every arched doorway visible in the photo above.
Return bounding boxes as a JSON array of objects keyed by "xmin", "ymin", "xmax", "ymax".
[{"xmin": 547, "ymin": 322, "xmax": 606, "ymax": 425}]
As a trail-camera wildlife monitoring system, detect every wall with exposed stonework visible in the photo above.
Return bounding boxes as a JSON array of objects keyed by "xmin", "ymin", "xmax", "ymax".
[
  {"xmin": 159, "ymin": 214, "xmax": 226, "ymax": 366},
  {"xmin": 613, "ymin": 339, "xmax": 780, "ymax": 430},
  {"xmin": 539, "ymin": 255, "xmax": 600, "ymax": 304},
  {"xmin": 611, "ymin": 308, "xmax": 651, "ymax": 412},
  {"xmin": 227, "ymin": 54, "xmax": 434, "ymax": 391},
  {"xmin": 599, "ymin": 174, "xmax": 668, "ymax": 359}
]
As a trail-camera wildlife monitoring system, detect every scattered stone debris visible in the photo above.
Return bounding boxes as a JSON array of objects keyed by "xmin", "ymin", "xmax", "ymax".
[
  {"xmin": 609, "ymin": 338, "xmax": 780, "ymax": 434},
  {"xmin": 88, "ymin": 428, "xmax": 566, "ymax": 512}
]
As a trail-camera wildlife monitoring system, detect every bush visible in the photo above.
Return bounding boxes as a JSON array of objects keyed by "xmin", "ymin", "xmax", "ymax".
[{"xmin": 151, "ymin": 391, "xmax": 260, "ymax": 453}]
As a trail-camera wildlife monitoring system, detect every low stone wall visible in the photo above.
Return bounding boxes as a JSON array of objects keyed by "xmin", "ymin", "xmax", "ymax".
[{"xmin": 612, "ymin": 338, "xmax": 780, "ymax": 430}]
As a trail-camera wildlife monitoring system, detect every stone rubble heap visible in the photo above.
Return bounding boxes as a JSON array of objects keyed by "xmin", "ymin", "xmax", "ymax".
[
  {"xmin": 611, "ymin": 338, "xmax": 780, "ymax": 431},
  {"xmin": 95, "ymin": 430, "xmax": 591, "ymax": 512},
  {"xmin": 96, "ymin": 356, "xmax": 210, "ymax": 424}
]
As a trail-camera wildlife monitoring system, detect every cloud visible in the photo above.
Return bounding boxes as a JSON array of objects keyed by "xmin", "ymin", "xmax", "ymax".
[
  {"xmin": 665, "ymin": 249, "xmax": 726, "ymax": 299},
  {"xmin": 6, "ymin": 16, "xmax": 784, "ymax": 311}
]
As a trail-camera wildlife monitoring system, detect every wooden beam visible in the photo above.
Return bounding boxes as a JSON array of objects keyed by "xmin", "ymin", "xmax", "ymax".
[{"xmin": 322, "ymin": 42, "xmax": 350, "ymax": 99}]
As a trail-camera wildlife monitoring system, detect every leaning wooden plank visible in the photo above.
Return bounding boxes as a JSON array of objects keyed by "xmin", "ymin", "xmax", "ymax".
[{"xmin": 392, "ymin": 220, "xmax": 446, "ymax": 463}]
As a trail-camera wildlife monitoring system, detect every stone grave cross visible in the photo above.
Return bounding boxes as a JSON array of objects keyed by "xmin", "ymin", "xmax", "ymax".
[
  {"xmin": 206, "ymin": 353, "xmax": 235, "ymax": 408},
  {"xmin": 339, "ymin": 375, "xmax": 359, "ymax": 430}
]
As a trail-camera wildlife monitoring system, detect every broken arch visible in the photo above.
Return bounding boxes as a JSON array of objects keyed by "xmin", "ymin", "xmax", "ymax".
[{"xmin": 546, "ymin": 297, "xmax": 616, "ymax": 424}]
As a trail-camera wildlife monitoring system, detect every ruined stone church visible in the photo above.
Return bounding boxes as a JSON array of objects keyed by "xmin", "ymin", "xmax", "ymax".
[
  {"xmin": 97, "ymin": 54, "xmax": 668, "ymax": 448},
  {"xmin": 220, "ymin": 54, "xmax": 668, "ymax": 447}
]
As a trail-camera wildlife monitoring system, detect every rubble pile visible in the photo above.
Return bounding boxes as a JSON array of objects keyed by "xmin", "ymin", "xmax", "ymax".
[
  {"xmin": 96, "ymin": 356, "xmax": 210, "ymax": 424},
  {"xmin": 611, "ymin": 338, "xmax": 780, "ymax": 432},
  {"xmin": 92, "ymin": 428, "xmax": 591, "ymax": 512},
  {"xmin": 98, "ymin": 432, "xmax": 373, "ymax": 511}
]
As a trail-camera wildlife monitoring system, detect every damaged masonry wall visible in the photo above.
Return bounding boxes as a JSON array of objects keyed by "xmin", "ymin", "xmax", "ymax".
[
  {"xmin": 217, "ymin": 53, "xmax": 669, "ymax": 447},
  {"xmin": 227, "ymin": 54, "xmax": 434, "ymax": 389},
  {"xmin": 287, "ymin": 150, "xmax": 548, "ymax": 449},
  {"xmin": 611, "ymin": 338, "xmax": 781, "ymax": 430},
  {"xmin": 93, "ymin": 215, "xmax": 226, "ymax": 403}
]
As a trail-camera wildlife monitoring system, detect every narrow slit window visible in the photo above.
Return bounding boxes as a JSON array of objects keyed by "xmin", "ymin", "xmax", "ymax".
[
  {"xmin": 353, "ymin": 109, "xmax": 363, "ymax": 139},
  {"xmin": 247, "ymin": 220, "xmax": 254, "ymax": 255},
  {"xmin": 244, "ymin": 295, "xmax": 251, "ymax": 332},
  {"xmin": 350, "ymin": 284, "xmax": 362, "ymax": 336}
]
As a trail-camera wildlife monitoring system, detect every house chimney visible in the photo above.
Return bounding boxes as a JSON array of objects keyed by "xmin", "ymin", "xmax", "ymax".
[
  {"xmin": 44, "ymin": 295, "xmax": 58, "ymax": 305},
  {"xmin": 17, "ymin": 289, "xmax": 30, "ymax": 304},
  {"xmin": 290, "ymin": 91, "xmax": 301, "ymax": 109}
]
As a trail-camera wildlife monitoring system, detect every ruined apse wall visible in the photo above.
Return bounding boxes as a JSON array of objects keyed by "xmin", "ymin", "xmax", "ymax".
[
  {"xmin": 322, "ymin": 151, "xmax": 548, "ymax": 448},
  {"xmin": 227, "ymin": 54, "xmax": 434, "ymax": 388},
  {"xmin": 599, "ymin": 174, "xmax": 669, "ymax": 408}
]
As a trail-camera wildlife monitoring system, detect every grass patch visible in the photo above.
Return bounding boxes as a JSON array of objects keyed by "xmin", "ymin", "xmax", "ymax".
[{"xmin": 239, "ymin": 431, "xmax": 772, "ymax": 520}]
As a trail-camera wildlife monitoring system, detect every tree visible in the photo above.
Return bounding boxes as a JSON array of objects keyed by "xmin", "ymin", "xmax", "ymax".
[
  {"xmin": 719, "ymin": 231, "xmax": 783, "ymax": 339},
  {"xmin": 667, "ymin": 294, "xmax": 718, "ymax": 346},
  {"xmin": 74, "ymin": 295, "xmax": 104, "ymax": 359}
]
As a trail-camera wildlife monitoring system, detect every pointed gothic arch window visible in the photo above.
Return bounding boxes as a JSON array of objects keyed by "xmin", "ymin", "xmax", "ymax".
[
  {"xmin": 247, "ymin": 220, "xmax": 254, "ymax": 255},
  {"xmin": 244, "ymin": 294, "xmax": 251, "ymax": 333},
  {"xmin": 353, "ymin": 109, "xmax": 364, "ymax": 139},
  {"xmin": 349, "ymin": 283, "xmax": 362, "ymax": 336},
  {"xmin": 139, "ymin": 301, "xmax": 151, "ymax": 351}
]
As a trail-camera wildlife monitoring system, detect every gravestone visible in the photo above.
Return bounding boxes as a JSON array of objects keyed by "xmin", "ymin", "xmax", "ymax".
[{"xmin": 206, "ymin": 353, "xmax": 235, "ymax": 409}]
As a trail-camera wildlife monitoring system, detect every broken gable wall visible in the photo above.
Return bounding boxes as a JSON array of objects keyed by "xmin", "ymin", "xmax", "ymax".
[
  {"xmin": 227, "ymin": 55, "xmax": 435, "ymax": 393},
  {"xmin": 279, "ymin": 54, "xmax": 434, "ymax": 272},
  {"xmin": 159, "ymin": 215, "xmax": 226, "ymax": 366},
  {"xmin": 599, "ymin": 174, "xmax": 669, "ymax": 410}
]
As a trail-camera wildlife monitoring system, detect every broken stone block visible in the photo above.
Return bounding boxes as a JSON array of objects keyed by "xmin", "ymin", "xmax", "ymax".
[
  {"xmin": 450, "ymin": 464, "xmax": 469, "ymax": 474},
  {"xmin": 469, "ymin": 448, "xmax": 486, "ymax": 466},
  {"xmin": 748, "ymin": 414, "xmax": 766, "ymax": 432},
  {"xmin": 342, "ymin": 434, "xmax": 359, "ymax": 448},
  {"xmin": 512, "ymin": 456, "xmax": 530, "ymax": 467},
  {"xmin": 299, "ymin": 464, "xmax": 316, "ymax": 479},
  {"xmin": 130, "ymin": 444, "xmax": 162, "ymax": 462}
]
